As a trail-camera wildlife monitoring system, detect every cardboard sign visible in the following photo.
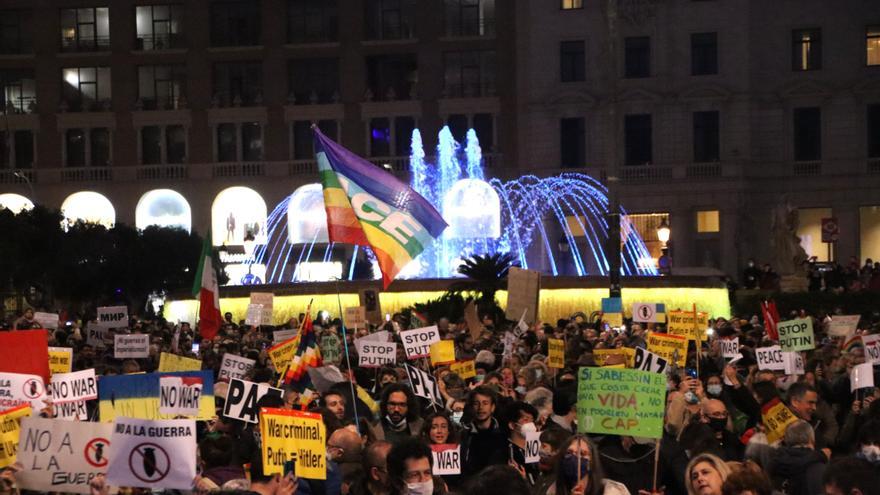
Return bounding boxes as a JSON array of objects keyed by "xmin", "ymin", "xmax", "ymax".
[
  {"xmin": 268, "ymin": 337, "xmax": 298, "ymax": 371},
  {"xmin": 524, "ymin": 431, "xmax": 541, "ymax": 464},
  {"xmin": 249, "ymin": 292, "xmax": 274, "ymax": 325},
  {"xmin": 245, "ymin": 304, "xmax": 263, "ymax": 326},
  {"xmin": 356, "ymin": 340, "xmax": 396, "ymax": 368},
  {"xmin": 0, "ymin": 405, "xmax": 32, "ymax": 467},
  {"xmin": 53, "ymin": 400, "xmax": 88, "ymax": 421},
  {"xmin": 400, "ymin": 326, "xmax": 441, "ymax": 359},
  {"xmin": 0, "ymin": 372, "xmax": 48, "ymax": 411},
  {"xmin": 218, "ymin": 354, "xmax": 256, "ymax": 382},
  {"xmin": 259, "ymin": 408, "xmax": 326, "ymax": 479},
  {"xmin": 96, "ymin": 306, "xmax": 128, "ymax": 329},
  {"xmin": 632, "ymin": 303, "xmax": 666, "ymax": 323},
  {"xmin": 430, "ymin": 444, "xmax": 461, "ymax": 475},
  {"xmin": 862, "ymin": 334, "xmax": 880, "ymax": 365},
  {"xmin": 604, "ymin": 312, "xmax": 623, "ymax": 328},
  {"xmin": 98, "ymin": 371, "xmax": 214, "ymax": 422},
  {"xmin": 577, "ymin": 367, "xmax": 665, "ymax": 439},
  {"xmin": 720, "ymin": 338, "xmax": 740, "ymax": 359},
  {"xmin": 633, "ymin": 347, "xmax": 668, "ymax": 374},
  {"xmin": 404, "ymin": 365, "xmax": 441, "ymax": 404},
  {"xmin": 782, "ymin": 352, "xmax": 805, "ymax": 375},
  {"xmin": 157, "ymin": 353, "xmax": 202, "ymax": 373},
  {"xmin": 668, "ymin": 311, "xmax": 709, "ymax": 341},
  {"xmin": 114, "ymin": 334, "xmax": 149, "ymax": 359},
  {"xmin": 48, "ymin": 347, "xmax": 73, "ymax": 375},
  {"xmin": 0, "ymin": 329, "xmax": 50, "ymax": 384},
  {"xmin": 430, "ymin": 340, "xmax": 455, "ymax": 366},
  {"xmin": 359, "ymin": 330, "xmax": 390, "ymax": 343},
  {"xmin": 86, "ymin": 327, "xmax": 108, "ymax": 349},
  {"xmin": 464, "ymin": 300, "xmax": 484, "ymax": 341},
  {"xmin": 344, "ymin": 307, "xmax": 366, "ymax": 329},
  {"xmin": 16, "ymin": 418, "xmax": 113, "ymax": 494},
  {"xmin": 592, "ymin": 348, "xmax": 635, "ymax": 368},
  {"xmin": 756, "ymin": 345, "xmax": 786, "ymax": 371},
  {"xmin": 358, "ymin": 288, "xmax": 382, "ymax": 326},
  {"xmin": 106, "ymin": 417, "xmax": 197, "ymax": 490},
  {"xmin": 828, "ymin": 315, "xmax": 860, "ymax": 337},
  {"xmin": 273, "ymin": 329, "xmax": 297, "ymax": 344},
  {"xmin": 33, "ymin": 312, "xmax": 59, "ymax": 330},
  {"xmin": 778, "ymin": 318, "xmax": 815, "ymax": 352},
  {"xmin": 646, "ymin": 332, "xmax": 687, "ymax": 367},
  {"xmin": 505, "ymin": 267, "xmax": 541, "ymax": 324},
  {"xmin": 761, "ymin": 398, "xmax": 798, "ymax": 444},
  {"xmin": 548, "ymin": 338, "xmax": 565, "ymax": 369},
  {"xmin": 158, "ymin": 375, "xmax": 204, "ymax": 417},
  {"xmin": 450, "ymin": 360, "xmax": 476, "ymax": 379},
  {"xmin": 320, "ymin": 334, "xmax": 342, "ymax": 365},
  {"xmin": 223, "ymin": 379, "xmax": 283, "ymax": 424},
  {"xmin": 851, "ymin": 362, "xmax": 875, "ymax": 393},
  {"xmin": 48, "ymin": 369, "xmax": 97, "ymax": 404}
]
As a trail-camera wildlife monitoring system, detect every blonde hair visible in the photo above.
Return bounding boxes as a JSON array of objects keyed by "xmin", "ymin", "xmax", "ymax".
[{"xmin": 686, "ymin": 453, "xmax": 733, "ymax": 495}]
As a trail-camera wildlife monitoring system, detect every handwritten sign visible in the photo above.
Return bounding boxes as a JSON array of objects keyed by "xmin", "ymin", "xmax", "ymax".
[
  {"xmin": 245, "ymin": 304, "xmax": 263, "ymax": 326},
  {"xmin": 828, "ymin": 315, "xmax": 860, "ymax": 337},
  {"xmin": 761, "ymin": 398, "xmax": 798, "ymax": 444},
  {"xmin": 249, "ymin": 292, "xmax": 274, "ymax": 325},
  {"xmin": 577, "ymin": 367, "xmax": 665, "ymax": 438},
  {"xmin": 260, "ymin": 408, "xmax": 326, "ymax": 479},
  {"xmin": 778, "ymin": 318, "xmax": 815, "ymax": 352},
  {"xmin": 430, "ymin": 340, "xmax": 456, "ymax": 366},
  {"xmin": 449, "ymin": 360, "xmax": 476, "ymax": 379},
  {"xmin": 96, "ymin": 306, "xmax": 128, "ymax": 329},
  {"xmin": 400, "ymin": 326, "xmax": 440, "ymax": 360},
  {"xmin": 720, "ymin": 338, "xmax": 739, "ymax": 359},
  {"xmin": 344, "ymin": 307, "xmax": 366, "ymax": 329},
  {"xmin": 756, "ymin": 345, "xmax": 785, "ymax": 371},
  {"xmin": 548, "ymin": 338, "xmax": 565, "ymax": 369},
  {"xmin": 48, "ymin": 347, "xmax": 73, "ymax": 375},
  {"xmin": 430, "ymin": 444, "xmax": 461, "ymax": 475},
  {"xmin": 268, "ymin": 338, "xmax": 298, "ymax": 371},
  {"xmin": 667, "ymin": 310, "xmax": 709, "ymax": 341}
]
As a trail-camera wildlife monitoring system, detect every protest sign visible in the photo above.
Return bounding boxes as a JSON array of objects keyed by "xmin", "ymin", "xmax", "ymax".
[
  {"xmin": 601, "ymin": 297, "xmax": 622, "ymax": 314},
  {"xmin": 159, "ymin": 375, "xmax": 204, "ymax": 417},
  {"xmin": 53, "ymin": 400, "xmax": 88, "ymax": 421},
  {"xmin": 268, "ymin": 337, "xmax": 298, "ymax": 371},
  {"xmin": 633, "ymin": 347, "xmax": 668, "ymax": 374},
  {"xmin": 320, "ymin": 334, "xmax": 342, "ymax": 365},
  {"xmin": 157, "ymin": 352, "xmax": 202, "ymax": 373},
  {"xmin": 828, "ymin": 315, "xmax": 860, "ymax": 337},
  {"xmin": 592, "ymin": 348, "xmax": 635, "ymax": 368},
  {"xmin": 603, "ymin": 312, "xmax": 623, "ymax": 328},
  {"xmin": 218, "ymin": 354, "xmax": 256, "ymax": 382},
  {"xmin": 430, "ymin": 340, "xmax": 456, "ymax": 366},
  {"xmin": 356, "ymin": 340, "xmax": 396, "ymax": 368},
  {"xmin": 667, "ymin": 311, "xmax": 709, "ymax": 341},
  {"xmin": 851, "ymin": 362, "xmax": 875, "ymax": 393},
  {"xmin": 0, "ymin": 372, "xmax": 48, "ymax": 411},
  {"xmin": 114, "ymin": 334, "xmax": 149, "ymax": 359},
  {"xmin": 223, "ymin": 379, "xmax": 283, "ymax": 424},
  {"xmin": 49, "ymin": 369, "xmax": 97, "ymax": 404},
  {"xmin": 405, "ymin": 365, "xmax": 442, "ymax": 404},
  {"xmin": 505, "ymin": 267, "xmax": 540, "ymax": 324},
  {"xmin": 400, "ymin": 326, "xmax": 441, "ymax": 360},
  {"xmin": 0, "ymin": 330, "xmax": 50, "ymax": 383},
  {"xmin": 16, "ymin": 417, "xmax": 113, "ymax": 494},
  {"xmin": 632, "ymin": 303, "xmax": 666, "ymax": 323},
  {"xmin": 48, "ymin": 347, "xmax": 73, "ymax": 375},
  {"xmin": 464, "ymin": 300, "xmax": 484, "ymax": 341},
  {"xmin": 344, "ymin": 307, "xmax": 367, "ymax": 329},
  {"xmin": 273, "ymin": 329, "xmax": 297, "ymax": 344},
  {"xmin": 782, "ymin": 352, "xmax": 805, "ymax": 375},
  {"xmin": 96, "ymin": 306, "xmax": 128, "ymax": 329},
  {"xmin": 548, "ymin": 338, "xmax": 565, "ymax": 369},
  {"xmin": 577, "ymin": 367, "xmax": 665, "ymax": 438},
  {"xmin": 761, "ymin": 398, "xmax": 798, "ymax": 444},
  {"xmin": 720, "ymin": 338, "xmax": 740, "ymax": 359},
  {"xmin": 359, "ymin": 288, "xmax": 382, "ymax": 325},
  {"xmin": 245, "ymin": 304, "xmax": 263, "ymax": 326},
  {"xmin": 259, "ymin": 408, "xmax": 326, "ymax": 479},
  {"xmin": 524, "ymin": 431, "xmax": 541, "ymax": 464},
  {"xmin": 514, "ymin": 309, "xmax": 529, "ymax": 338},
  {"xmin": 756, "ymin": 345, "xmax": 785, "ymax": 371},
  {"xmin": 86, "ymin": 327, "xmax": 107, "ymax": 349},
  {"xmin": 0, "ymin": 405, "xmax": 32, "ymax": 467},
  {"xmin": 863, "ymin": 334, "xmax": 880, "ymax": 364},
  {"xmin": 647, "ymin": 332, "xmax": 687, "ymax": 368},
  {"xmin": 777, "ymin": 317, "xmax": 815, "ymax": 352},
  {"xmin": 33, "ymin": 312, "xmax": 59, "ymax": 330},
  {"xmin": 106, "ymin": 417, "xmax": 196, "ymax": 490},
  {"xmin": 98, "ymin": 371, "xmax": 214, "ymax": 421},
  {"xmin": 450, "ymin": 360, "xmax": 476, "ymax": 379},
  {"xmin": 249, "ymin": 292, "xmax": 274, "ymax": 325},
  {"xmin": 359, "ymin": 330, "xmax": 390, "ymax": 343},
  {"xmin": 430, "ymin": 444, "xmax": 461, "ymax": 475}
]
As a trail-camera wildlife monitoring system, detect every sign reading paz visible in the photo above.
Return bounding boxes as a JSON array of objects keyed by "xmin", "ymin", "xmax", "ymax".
[
  {"xmin": 400, "ymin": 326, "xmax": 440, "ymax": 360},
  {"xmin": 260, "ymin": 408, "xmax": 326, "ymax": 479},
  {"xmin": 633, "ymin": 347, "xmax": 668, "ymax": 374},
  {"xmin": 577, "ymin": 367, "xmax": 665, "ymax": 439},
  {"xmin": 223, "ymin": 379, "xmax": 283, "ymax": 424},
  {"xmin": 106, "ymin": 417, "xmax": 196, "ymax": 490},
  {"xmin": 96, "ymin": 306, "xmax": 128, "ymax": 329},
  {"xmin": 777, "ymin": 318, "xmax": 815, "ymax": 352}
]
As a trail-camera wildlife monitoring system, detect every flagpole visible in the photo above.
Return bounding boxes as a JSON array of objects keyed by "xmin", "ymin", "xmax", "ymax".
[{"xmin": 333, "ymin": 277, "xmax": 362, "ymax": 434}]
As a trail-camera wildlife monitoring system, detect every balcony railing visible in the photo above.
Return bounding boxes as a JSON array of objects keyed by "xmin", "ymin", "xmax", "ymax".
[
  {"xmin": 793, "ymin": 161, "xmax": 821, "ymax": 176},
  {"xmin": 442, "ymin": 82, "xmax": 496, "ymax": 98},
  {"xmin": 0, "ymin": 169, "xmax": 34, "ymax": 185},
  {"xmin": 685, "ymin": 163, "xmax": 722, "ymax": 178},
  {"xmin": 212, "ymin": 162, "xmax": 265, "ymax": 178},
  {"xmin": 135, "ymin": 33, "xmax": 186, "ymax": 51},
  {"xmin": 619, "ymin": 165, "xmax": 673, "ymax": 182},
  {"xmin": 1, "ymin": 97, "xmax": 36, "ymax": 115},
  {"xmin": 60, "ymin": 167, "xmax": 113, "ymax": 182},
  {"xmin": 136, "ymin": 164, "xmax": 187, "ymax": 180},
  {"xmin": 60, "ymin": 35, "xmax": 111, "ymax": 53}
]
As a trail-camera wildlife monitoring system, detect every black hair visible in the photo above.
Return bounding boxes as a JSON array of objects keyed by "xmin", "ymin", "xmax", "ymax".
[
  {"xmin": 380, "ymin": 383, "xmax": 419, "ymax": 422},
  {"xmin": 553, "ymin": 383, "xmax": 578, "ymax": 416},
  {"xmin": 503, "ymin": 401, "xmax": 539, "ymax": 432},
  {"xmin": 462, "ymin": 465, "xmax": 531, "ymax": 495},
  {"xmin": 199, "ymin": 435, "xmax": 235, "ymax": 469},
  {"xmin": 786, "ymin": 382, "xmax": 816, "ymax": 402},
  {"xmin": 386, "ymin": 437, "xmax": 432, "ymax": 491},
  {"xmin": 822, "ymin": 457, "xmax": 878, "ymax": 495}
]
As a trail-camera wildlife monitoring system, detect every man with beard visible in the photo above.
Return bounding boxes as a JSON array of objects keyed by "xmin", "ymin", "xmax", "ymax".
[
  {"xmin": 461, "ymin": 385, "xmax": 507, "ymax": 476},
  {"xmin": 367, "ymin": 383, "xmax": 423, "ymax": 445}
]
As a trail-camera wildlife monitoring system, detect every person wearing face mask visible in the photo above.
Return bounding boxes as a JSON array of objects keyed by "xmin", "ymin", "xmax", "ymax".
[
  {"xmin": 543, "ymin": 435, "xmax": 629, "ymax": 495},
  {"xmin": 697, "ymin": 399, "xmax": 744, "ymax": 461},
  {"xmin": 853, "ymin": 419, "xmax": 880, "ymax": 467},
  {"xmin": 533, "ymin": 429, "xmax": 570, "ymax": 495},
  {"xmin": 386, "ymin": 437, "xmax": 446, "ymax": 495},
  {"xmin": 500, "ymin": 401, "xmax": 541, "ymax": 486},
  {"xmin": 368, "ymin": 384, "xmax": 424, "ymax": 446}
]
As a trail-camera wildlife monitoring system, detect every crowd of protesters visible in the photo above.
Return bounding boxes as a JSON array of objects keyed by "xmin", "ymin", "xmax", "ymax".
[
  {"xmin": 742, "ymin": 256, "xmax": 880, "ymax": 293},
  {"xmin": 1, "ymin": 300, "xmax": 879, "ymax": 495}
]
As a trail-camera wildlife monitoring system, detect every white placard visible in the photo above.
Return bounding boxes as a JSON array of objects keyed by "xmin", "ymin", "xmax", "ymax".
[
  {"xmin": 86, "ymin": 326, "xmax": 107, "ymax": 348},
  {"xmin": 114, "ymin": 334, "xmax": 150, "ymax": 359},
  {"xmin": 861, "ymin": 334, "xmax": 880, "ymax": 365},
  {"xmin": 158, "ymin": 375, "xmax": 204, "ymax": 417},
  {"xmin": 356, "ymin": 339, "xmax": 396, "ymax": 368},
  {"xmin": 222, "ymin": 379, "xmax": 283, "ymax": 424},
  {"xmin": 851, "ymin": 362, "xmax": 875, "ymax": 393},
  {"xmin": 756, "ymin": 345, "xmax": 786, "ymax": 371},
  {"xmin": 431, "ymin": 445, "xmax": 461, "ymax": 475},
  {"xmin": 720, "ymin": 337, "xmax": 740, "ymax": 359},
  {"xmin": 0, "ymin": 372, "xmax": 48, "ymax": 411},
  {"xmin": 245, "ymin": 304, "xmax": 263, "ymax": 326},
  {"xmin": 359, "ymin": 330, "xmax": 390, "ymax": 343},
  {"xmin": 400, "ymin": 326, "xmax": 441, "ymax": 360},
  {"xmin": 48, "ymin": 369, "xmax": 98, "ymax": 404},
  {"xmin": 33, "ymin": 312, "xmax": 59, "ymax": 330},
  {"xmin": 782, "ymin": 352, "xmax": 805, "ymax": 375},
  {"xmin": 632, "ymin": 303, "xmax": 664, "ymax": 323},
  {"xmin": 273, "ymin": 329, "xmax": 297, "ymax": 344},
  {"xmin": 96, "ymin": 306, "xmax": 128, "ymax": 329},
  {"xmin": 16, "ymin": 418, "xmax": 114, "ymax": 494},
  {"xmin": 524, "ymin": 431, "xmax": 541, "ymax": 464},
  {"xmin": 52, "ymin": 400, "xmax": 89, "ymax": 421},
  {"xmin": 249, "ymin": 292, "xmax": 274, "ymax": 325},
  {"xmin": 514, "ymin": 309, "xmax": 529, "ymax": 337},
  {"xmin": 633, "ymin": 347, "xmax": 668, "ymax": 374},
  {"xmin": 828, "ymin": 315, "xmax": 860, "ymax": 337},
  {"xmin": 218, "ymin": 354, "xmax": 256, "ymax": 382},
  {"xmin": 404, "ymin": 364, "xmax": 441, "ymax": 404},
  {"xmin": 106, "ymin": 417, "xmax": 197, "ymax": 490}
]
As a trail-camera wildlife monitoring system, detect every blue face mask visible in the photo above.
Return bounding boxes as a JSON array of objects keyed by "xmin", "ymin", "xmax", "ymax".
[{"xmin": 561, "ymin": 454, "xmax": 590, "ymax": 487}]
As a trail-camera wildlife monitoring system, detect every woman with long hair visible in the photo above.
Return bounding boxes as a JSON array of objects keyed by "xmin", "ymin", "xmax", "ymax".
[
  {"xmin": 543, "ymin": 435, "xmax": 630, "ymax": 495},
  {"xmin": 421, "ymin": 411, "xmax": 461, "ymax": 489}
]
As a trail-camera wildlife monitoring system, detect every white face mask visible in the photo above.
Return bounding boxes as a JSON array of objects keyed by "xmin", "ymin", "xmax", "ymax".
[
  {"xmin": 707, "ymin": 384, "xmax": 723, "ymax": 396},
  {"xmin": 452, "ymin": 411, "xmax": 464, "ymax": 424},
  {"xmin": 859, "ymin": 445, "xmax": 880, "ymax": 463},
  {"xmin": 406, "ymin": 479, "xmax": 433, "ymax": 495},
  {"xmin": 520, "ymin": 422, "xmax": 538, "ymax": 435}
]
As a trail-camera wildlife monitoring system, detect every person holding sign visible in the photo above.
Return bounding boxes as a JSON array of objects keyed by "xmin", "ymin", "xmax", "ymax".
[
  {"xmin": 502, "ymin": 402, "xmax": 540, "ymax": 487},
  {"xmin": 545, "ymin": 435, "xmax": 630, "ymax": 495},
  {"xmin": 420, "ymin": 411, "xmax": 462, "ymax": 489}
]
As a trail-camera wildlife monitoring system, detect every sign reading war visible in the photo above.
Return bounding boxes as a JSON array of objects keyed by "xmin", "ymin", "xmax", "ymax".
[{"xmin": 577, "ymin": 367, "xmax": 665, "ymax": 439}]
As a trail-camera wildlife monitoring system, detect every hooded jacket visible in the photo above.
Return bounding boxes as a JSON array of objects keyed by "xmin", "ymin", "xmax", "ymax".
[{"xmin": 767, "ymin": 446, "xmax": 827, "ymax": 495}]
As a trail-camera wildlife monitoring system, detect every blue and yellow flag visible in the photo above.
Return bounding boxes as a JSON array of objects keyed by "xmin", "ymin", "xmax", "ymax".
[{"xmin": 98, "ymin": 370, "xmax": 214, "ymax": 422}]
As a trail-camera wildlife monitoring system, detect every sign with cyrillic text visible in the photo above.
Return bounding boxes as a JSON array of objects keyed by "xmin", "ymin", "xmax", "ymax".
[{"xmin": 96, "ymin": 306, "xmax": 128, "ymax": 329}]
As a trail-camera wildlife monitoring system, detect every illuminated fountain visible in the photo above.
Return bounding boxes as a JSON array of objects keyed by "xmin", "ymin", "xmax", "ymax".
[{"xmin": 245, "ymin": 127, "xmax": 657, "ymax": 284}]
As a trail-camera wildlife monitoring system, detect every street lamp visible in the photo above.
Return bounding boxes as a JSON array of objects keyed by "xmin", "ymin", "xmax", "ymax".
[
  {"xmin": 13, "ymin": 170, "xmax": 34, "ymax": 202},
  {"xmin": 657, "ymin": 217, "xmax": 671, "ymax": 246}
]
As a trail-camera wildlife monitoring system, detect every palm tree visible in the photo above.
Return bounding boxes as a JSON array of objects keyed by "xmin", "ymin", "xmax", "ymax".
[{"xmin": 449, "ymin": 253, "xmax": 517, "ymax": 317}]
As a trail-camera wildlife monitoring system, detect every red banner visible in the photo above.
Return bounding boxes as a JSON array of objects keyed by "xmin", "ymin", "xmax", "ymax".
[{"xmin": 0, "ymin": 329, "xmax": 50, "ymax": 383}]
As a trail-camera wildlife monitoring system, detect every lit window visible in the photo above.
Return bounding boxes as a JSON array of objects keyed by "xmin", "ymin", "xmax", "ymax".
[
  {"xmin": 561, "ymin": 0, "xmax": 583, "ymax": 9},
  {"xmin": 696, "ymin": 210, "xmax": 719, "ymax": 233},
  {"xmin": 868, "ymin": 26, "xmax": 880, "ymax": 66},
  {"xmin": 792, "ymin": 28, "xmax": 821, "ymax": 71}
]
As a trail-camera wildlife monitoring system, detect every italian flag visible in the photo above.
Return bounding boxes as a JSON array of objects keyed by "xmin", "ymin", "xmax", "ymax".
[{"xmin": 192, "ymin": 231, "xmax": 222, "ymax": 340}]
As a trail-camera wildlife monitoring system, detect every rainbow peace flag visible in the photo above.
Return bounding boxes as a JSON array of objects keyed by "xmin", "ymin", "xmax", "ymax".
[{"xmin": 314, "ymin": 127, "xmax": 447, "ymax": 288}]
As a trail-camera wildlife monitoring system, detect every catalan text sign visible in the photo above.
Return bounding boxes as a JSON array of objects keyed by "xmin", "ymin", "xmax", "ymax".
[
  {"xmin": 48, "ymin": 347, "xmax": 73, "ymax": 375},
  {"xmin": 778, "ymin": 318, "xmax": 815, "ymax": 352},
  {"xmin": 114, "ymin": 334, "xmax": 149, "ymax": 359},
  {"xmin": 400, "ymin": 326, "xmax": 440, "ymax": 360},
  {"xmin": 157, "ymin": 352, "xmax": 202, "ymax": 373},
  {"xmin": 756, "ymin": 345, "xmax": 786, "ymax": 371},
  {"xmin": 547, "ymin": 338, "xmax": 565, "ymax": 369},
  {"xmin": 218, "ymin": 354, "xmax": 256, "ymax": 382},
  {"xmin": 106, "ymin": 417, "xmax": 197, "ymax": 490},
  {"xmin": 223, "ymin": 379, "xmax": 283, "ymax": 424},
  {"xmin": 259, "ymin": 408, "xmax": 326, "ymax": 479},
  {"xmin": 158, "ymin": 375, "xmax": 204, "ymax": 417},
  {"xmin": 577, "ymin": 367, "xmax": 665, "ymax": 439},
  {"xmin": 430, "ymin": 444, "xmax": 461, "ymax": 475},
  {"xmin": 356, "ymin": 340, "xmax": 396, "ymax": 368},
  {"xmin": 633, "ymin": 347, "xmax": 668, "ymax": 374},
  {"xmin": 48, "ymin": 369, "xmax": 97, "ymax": 404},
  {"xmin": 0, "ymin": 405, "xmax": 32, "ymax": 467},
  {"xmin": 96, "ymin": 306, "xmax": 128, "ymax": 329}
]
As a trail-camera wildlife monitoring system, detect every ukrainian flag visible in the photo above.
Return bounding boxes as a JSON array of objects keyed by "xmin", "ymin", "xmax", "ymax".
[
  {"xmin": 314, "ymin": 127, "xmax": 447, "ymax": 288},
  {"xmin": 98, "ymin": 370, "xmax": 214, "ymax": 422}
]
